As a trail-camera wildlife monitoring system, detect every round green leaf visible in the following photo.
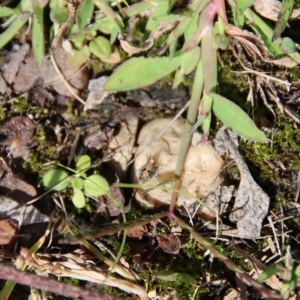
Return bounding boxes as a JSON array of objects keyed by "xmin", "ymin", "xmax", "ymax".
[
  {"xmin": 89, "ymin": 36, "xmax": 111, "ymax": 59},
  {"xmin": 76, "ymin": 155, "xmax": 91, "ymax": 171},
  {"xmin": 67, "ymin": 45, "xmax": 91, "ymax": 67},
  {"xmin": 71, "ymin": 177, "xmax": 83, "ymax": 190},
  {"xmin": 99, "ymin": 18, "xmax": 116, "ymax": 35},
  {"xmin": 83, "ymin": 175, "xmax": 109, "ymax": 197},
  {"xmin": 72, "ymin": 189, "xmax": 86, "ymax": 208},
  {"xmin": 43, "ymin": 169, "xmax": 70, "ymax": 191},
  {"xmin": 50, "ymin": 7, "xmax": 69, "ymax": 24}
]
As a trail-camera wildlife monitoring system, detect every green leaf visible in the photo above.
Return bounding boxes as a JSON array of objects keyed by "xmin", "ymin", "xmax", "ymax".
[
  {"xmin": 212, "ymin": 21, "xmax": 229, "ymax": 50},
  {"xmin": 109, "ymin": 24, "xmax": 120, "ymax": 44},
  {"xmin": 294, "ymin": 265, "xmax": 300, "ymax": 277},
  {"xmin": 176, "ymin": 273, "xmax": 195, "ymax": 283},
  {"xmin": 123, "ymin": 1, "xmax": 154, "ymax": 17},
  {"xmin": 172, "ymin": 68, "xmax": 184, "ymax": 89},
  {"xmin": 0, "ymin": 12, "xmax": 31, "ymax": 49},
  {"xmin": 76, "ymin": 154, "xmax": 91, "ymax": 171},
  {"xmin": 98, "ymin": 17, "xmax": 116, "ymax": 34},
  {"xmin": 72, "ymin": 189, "xmax": 86, "ymax": 208},
  {"xmin": 210, "ymin": 92, "xmax": 268, "ymax": 142},
  {"xmin": 76, "ymin": 0, "xmax": 94, "ymax": 29},
  {"xmin": 153, "ymin": 271, "xmax": 195, "ymax": 283},
  {"xmin": 32, "ymin": 18, "xmax": 44, "ymax": 65},
  {"xmin": 0, "ymin": 6, "xmax": 15, "ymax": 17},
  {"xmin": 183, "ymin": 16, "xmax": 198, "ymax": 42},
  {"xmin": 50, "ymin": 6, "xmax": 69, "ymax": 23},
  {"xmin": 272, "ymin": 0, "xmax": 294, "ymax": 41},
  {"xmin": 104, "ymin": 56, "xmax": 183, "ymax": 92},
  {"xmin": 280, "ymin": 37, "xmax": 296, "ymax": 54},
  {"xmin": 32, "ymin": 0, "xmax": 45, "ymax": 65},
  {"xmin": 67, "ymin": 45, "xmax": 91, "ymax": 66},
  {"xmin": 233, "ymin": 11, "xmax": 245, "ymax": 27},
  {"xmin": 43, "ymin": 169, "xmax": 70, "ymax": 191},
  {"xmin": 71, "ymin": 177, "xmax": 84, "ymax": 190},
  {"xmin": 84, "ymin": 174, "xmax": 109, "ymax": 197},
  {"xmin": 181, "ymin": 46, "xmax": 200, "ymax": 74},
  {"xmin": 89, "ymin": 36, "xmax": 111, "ymax": 59},
  {"xmin": 232, "ymin": 0, "xmax": 254, "ymax": 26},
  {"xmin": 145, "ymin": 0, "xmax": 171, "ymax": 33},
  {"xmin": 257, "ymin": 265, "xmax": 281, "ymax": 282},
  {"xmin": 93, "ymin": 0, "xmax": 124, "ymax": 33}
]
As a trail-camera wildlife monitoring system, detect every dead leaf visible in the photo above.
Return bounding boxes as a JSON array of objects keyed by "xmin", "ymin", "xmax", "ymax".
[
  {"xmin": 31, "ymin": 252, "xmax": 148, "ymax": 299},
  {"xmin": 157, "ymin": 233, "xmax": 181, "ymax": 254},
  {"xmin": 0, "ymin": 73, "xmax": 10, "ymax": 96},
  {"xmin": 0, "ymin": 116, "xmax": 35, "ymax": 161},
  {"xmin": 83, "ymin": 125, "xmax": 114, "ymax": 151},
  {"xmin": 225, "ymin": 24, "xmax": 298, "ymax": 68},
  {"xmin": 254, "ymin": 0, "xmax": 300, "ymax": 21},
  {"xmin": 3, "ymin": 43, "xmax": 30, "ymax": 84},
  {"xmin": 84, "ymin": 76, "xmax": 110, "ymax": 111},
  {"xmin": 127, "ymin": 224, "xmax": 147, "ymax": 240},
  {"xmin": 0, "ymin": 172, "xmax": 37, "ymax": 202},
  {"xmin": 13, "ymin": 48, "xmax": 88, "ymax": 98},
  {"xmin": 30, "ymin": 77, "xmax": 55, "ymax": 106},
  {"xmin": 0, "ymin": 217, "xmax": 17, "ymax": 246},
  {"xmin": 97, "ymin": 184, "xmax": 125, "ymax": 217},
  {"xmin": 271, "ymin": 56, "xmax": 298, "ymax": 68}
]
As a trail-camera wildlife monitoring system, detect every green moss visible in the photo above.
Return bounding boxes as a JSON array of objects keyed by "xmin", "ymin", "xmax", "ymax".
[
  {"xmin": 242, "ymin": 113, "xmax": 300, "ymax": 206},
  {"xmin": 0, "ymin": 106, "xmax": 6, "ymax": 121},
  {"xmin": 12, "ymin": 98, "xmax": 31, "ymax": 114},
  {"xmin": 218, "ymin": 51, "xmax": 250, "ymax": 110},
  {"xmin": 286, "ymin": 65, "xmax": 300, "ymax": 81}
]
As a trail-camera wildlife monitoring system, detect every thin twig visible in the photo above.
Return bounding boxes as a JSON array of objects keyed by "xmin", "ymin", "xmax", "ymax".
[{"xmin": 50, "ymin": 54, "xmax": 86, "ymax": 105}]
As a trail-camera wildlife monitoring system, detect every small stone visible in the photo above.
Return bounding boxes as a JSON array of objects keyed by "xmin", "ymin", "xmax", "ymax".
[{"xmin": 131, "ymin": 117, "xmax": 224, "ymax": 208}]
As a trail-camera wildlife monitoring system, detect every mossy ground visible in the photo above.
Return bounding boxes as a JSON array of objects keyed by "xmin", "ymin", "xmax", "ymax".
[
  {"xmin": 2, "ymin": 2, "xmax": 300, "ymax": 298},
  {"xmin": 4, "ymin": 56, "xmax": 300, "ymax": 299}
]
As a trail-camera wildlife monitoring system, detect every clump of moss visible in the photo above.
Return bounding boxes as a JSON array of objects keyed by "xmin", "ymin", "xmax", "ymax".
[
  {"xmin": 218, "ymin": 51, "xmax": 251, "ymax": 110},
  {"xmin": 242, "ymin": 113, "xmax": 300, "ymax": 206}
]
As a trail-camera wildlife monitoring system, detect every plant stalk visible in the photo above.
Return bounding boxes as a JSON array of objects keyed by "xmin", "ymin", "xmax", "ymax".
[{"xmin": 169, "ymin": 59, "xmax": 204, "ymax": 212}]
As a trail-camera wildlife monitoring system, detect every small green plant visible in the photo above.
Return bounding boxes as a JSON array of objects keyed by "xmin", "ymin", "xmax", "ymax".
[{"xmin": 43, "ymin": 155, "xmax": 109, "ymax": 208}]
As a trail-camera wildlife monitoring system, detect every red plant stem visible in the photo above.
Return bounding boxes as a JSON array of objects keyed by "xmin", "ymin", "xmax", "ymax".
[{"xmin": 0, "ymin": 263, "xmax": 131, "ymax": 300}]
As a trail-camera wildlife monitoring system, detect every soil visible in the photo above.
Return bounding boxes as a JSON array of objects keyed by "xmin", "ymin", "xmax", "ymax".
[{"xmin": 0, "ymin": 22, "xmax": 300, "ymax": 300}]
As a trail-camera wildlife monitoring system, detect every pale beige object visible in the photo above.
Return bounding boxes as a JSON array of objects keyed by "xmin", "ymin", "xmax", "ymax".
[
  {"xmin": 108, "ymin": 117, "xmax": 139, "ymax": 178},
  {"xmin": 132, "ymin": 118, "xmax": 224, "ymax": 208},
  {"xmin": 254, "ymin": 0, "xmax": 300, "ymax": 21}
]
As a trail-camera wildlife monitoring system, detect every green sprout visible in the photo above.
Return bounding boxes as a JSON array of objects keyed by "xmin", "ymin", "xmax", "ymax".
[{"xmin": 42, "ymin": 155, "xmax": 109, "ymax": 208}]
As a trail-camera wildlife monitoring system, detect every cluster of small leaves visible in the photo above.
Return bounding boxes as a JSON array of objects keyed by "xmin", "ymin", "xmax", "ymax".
[
  {"xmin": 0, "ymin": 0, "xmax": 121, "ymax": 66},
  {"xmin": 1, "ymin": 0, "xmax": 299, "ymax": 142},
  {"xmin": 43, "ymin": 155, "xmax": 109, "ymax": 208}
]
